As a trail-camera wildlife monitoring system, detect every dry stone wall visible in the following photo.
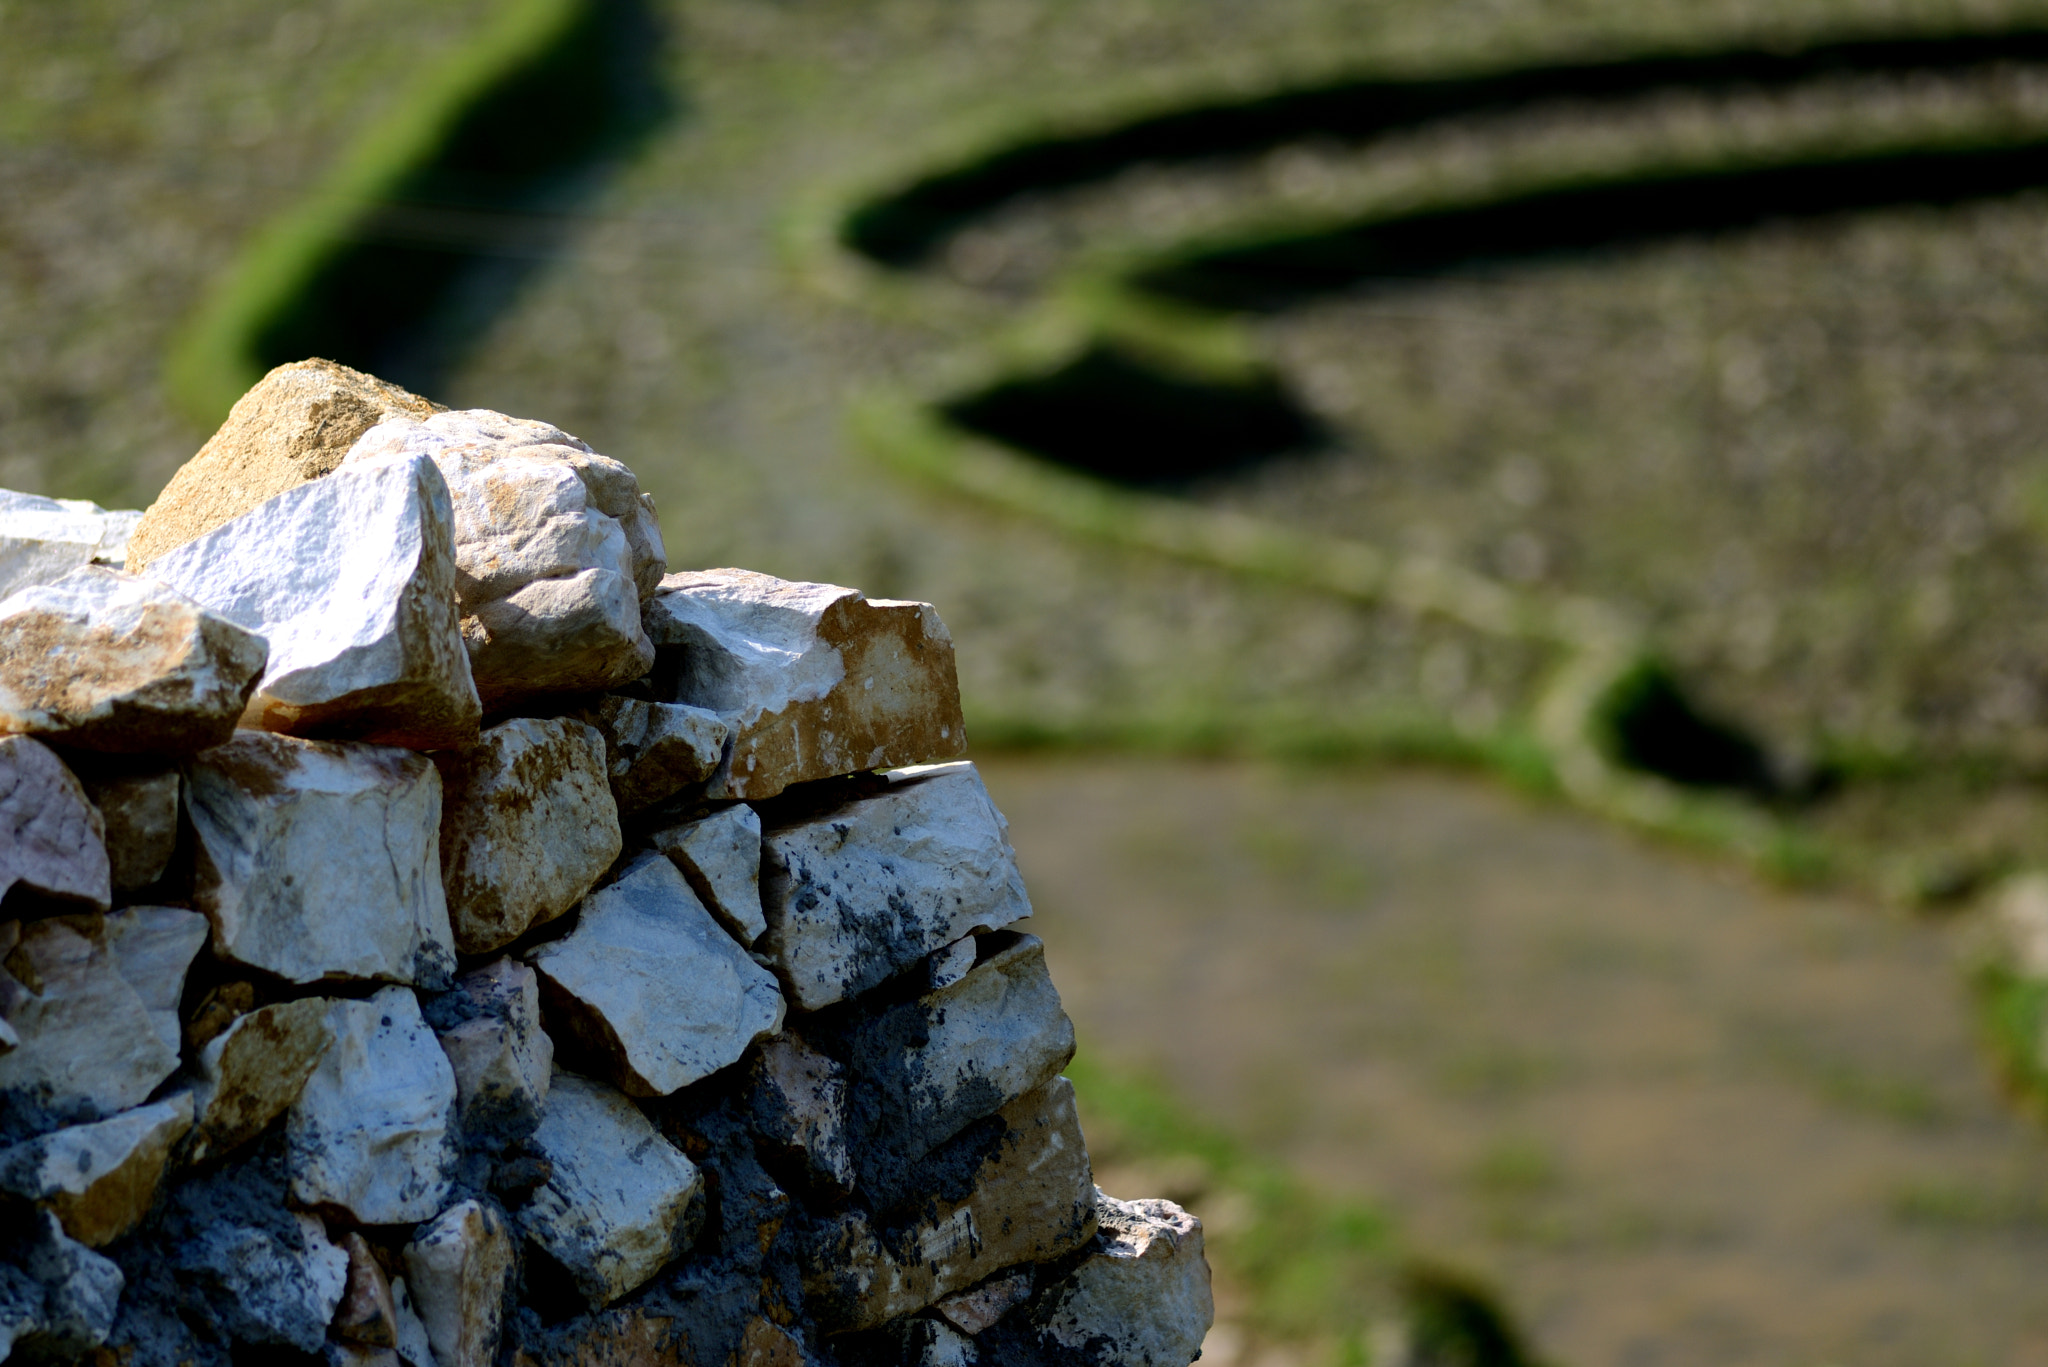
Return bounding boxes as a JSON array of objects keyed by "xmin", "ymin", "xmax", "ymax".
[{"xmin": 0, "ymin": 360, "xmax": 1213, "ymax": 1367}]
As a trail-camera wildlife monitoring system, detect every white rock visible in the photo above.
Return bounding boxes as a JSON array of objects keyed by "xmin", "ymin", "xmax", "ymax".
[
  {"xmin": 179, "ymin": 1209, "xmax": 348, "ymax": 1354},
  {"xmin": 925, "ymin": 935, "xmax": 978, "ymax": 991},
  {"xmin": 146, "ymin": 453, "xmax": 481, "ymax": 749},
  {"xmin": 0, "ymin": 567, "xmax": 268, "ymax": 754},
  {"xmin": 0, "ymin": 735, "xmax": 110, "ymax": 910},
  {"xmin": 2, "ymin": 1208, "xmax": 125, "ymax": 1360},
  {"xmin": 0, "ymin": 915, "xmax": 178, "ymax": 1135},
  {"xmin": 644, "ymin": 569, "xmax": 966, "ymax": 799},
  {"xmin": 0, "ymin": 1094, "xmax": 193, "ymax": 1246},
  {"xmin": 80, "ymin": 769, "xmax": 182, "ymax": 893},
  {"xmin": 187, "ymin": 731, "xmax": 456, "ymax": 987},
  {"xmin": 434, "ymin": 718, "xmax": 619, "ymax": 956},
  {"xmin": 103, "ymin": 905, "xmax": 209, "ymax": 1057},
  {"xmin": 527, "ymin": 856, "xmax": 784, "ymax": 1097},
  {"xmin": 749, "ymin": 1034, "xmax": 856, "ymax": 1198},
  {"xmin": 287, "ymin": 988, "xmax": 458, "ymax": 1225},
  {"xmin": 0, "ymin": 490, "xmax": 138, "ymax": 597},
  {"xmin": 585, "ymin": 696, "xmax": 730, "ymax": 813},
  {"xmin": 390, "ymin": 1276, "xmax": 440, "ymax": 1367},
  {"xmin": 430, "ymin": 959, "xmax": 553, "ymax": 1131},
  {"xmin": 1022, "ymin": 1193, "xmax": 1214, "ymax": 1367},
  {"xmin": 344, "ymin": 408, "xmax": 666, "ymax": 703},
  {"xmin": 521, "ymin": 1071, "xmax": 702, "ymax": 1307},
  {"xmin": 404, "ymin": 1198, "xmax": 515, "ymax": 1367},
  {"xmin": 933, "ymin": 1267, "xmax": 1033, "ymax": 1336},
  {"xmin": 185, "ymin": 996, "xmax": 334, "ymax": 1163},
  {"xmin": 649, "ymin": 803, "xmax": 765, "ymax": 945},
  {"xmin": 759, "ymin": 762, "xmax": 1032, "ymax": 1010}
]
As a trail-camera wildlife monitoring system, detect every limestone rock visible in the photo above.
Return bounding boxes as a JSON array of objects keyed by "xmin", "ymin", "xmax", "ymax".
[
  {"xmin": 102, "ymin": 905, "xmax": 209, "ymax": 1057},
  {"xmin": 0, "ymin": 1095, "xmax": 192, "ymax": 1246},
  {"xmin": 391, "ymin": 1276, "xmax": 440, "ymax": 1367},
  {"xmin": 522, "ymin": 1071, "xmax": 702, "ymax": 1307},
  {"xmin": 176, "ymin": 1206, "xmax": 349, "ymax": 1354},
  {"xmin": 644, "ymin": 569, "xmax": 965, "ymax": 799},
  {"xmin": 404, "ymin": 1198, "xmax": 515, "ymax": 1367},
  {"xmin": 650, "ymin": 803, "xmax": 765, "ymax": 945},
  {"xmin": 804, "ymin": 1077, "xmax": 1097, "ymax": 1331},
  {"xmin": 1, "ymin": 1208, "xmax": 125, "ymax": 1360},
  {"xmin": 185, "ymin": 997, "xmax": 334, "ymax": 1164},
  {"xmin": 584, "ymin": 696, "xmax": 730, "ymax": 814},
  {"xmin": 528, "ymin": 856, "xmax": 784, "ymax": 1097},
  {"xmin": 0, "ymin": 567, "xmax": 268, "ymax": 754},
  {"xmin": 127, "ymin": 358, "xmax": 442, "ymax": 572},
  {"xmin": 344, "ymin": 408, "xmax": 667, "ymax": 702},
  {"xmin": 429, "ymin": 959, "xmax": 553, "ymax": 1136},
  {"xmin": 286, "ymin": 988, "xmax": 458, "ymax": 1225},
  {"xmin": 749, "ymin": 1034, "xmax": 856, "ymax": 1199},
  {"xmin": 933, "ymin": 1267, "xmax": 1033, "ymax": 1336},
  {"xmin": 334, "ymin": 1230, "xmax": 399, "ymax": 1347},
  {"xmin": 187, "ymin": 731, "xmax": 456, "ymax": 987},
  {"xmin": 0, "ymin": 915, "xmax": 178, "ymax": 1137},
  {"xmin": 925, "ymin": 936, "xmax": 978, "ymax": 992},
  {"xmin": 1003, "ymin": 1193, "xmax": 1213, "ymax": 1367},
  {"xmin": 147, "ymin": 452, "xmax": 480, "ymax": 749},
  {"xmin": 832, "ymin": 932, "xmax": 1075, "ymax": 1172},
  {"xmin": 434, "ymin": 718, "xmax": 619, "ymax": 956},
  {"xmin": 80, "ymin": 769, "xmax": 182, "ymax": 893},
  {"xmin": 0, "ymin": 490, "xmax": 140, "ymax": 597},
  {"xmin": 1, "ymin": 735, "xmax": 110, "ymax": 910},
  {"xmin": 758, "ymin": 763, "xmax": 1032, "ymax": 1010}
]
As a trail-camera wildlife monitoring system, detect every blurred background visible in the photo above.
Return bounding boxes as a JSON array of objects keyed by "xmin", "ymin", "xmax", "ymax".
[{"xmin": 17, "ymin": 0, "xmax": 2048, "ymax": 1361}]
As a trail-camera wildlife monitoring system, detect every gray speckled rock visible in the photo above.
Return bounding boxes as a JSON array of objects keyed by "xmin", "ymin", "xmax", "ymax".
[
  {"xmin": 0, "ymin": 1094, "xmax": 192, "ymax": 1246},
  {"xmin": 434, "ymin": 717, "xmax": 620, "ymax": 956},
  {"xmin": 0, "ymin": 567, "xmax": 267, "ymax": 754},
  {"xmin": 521, "ymin": 1071, "xmax": 702, "ymax": 1307},
  {"xmin": 0, "ymin": 735, "xmax": 109, "ymax": 910},
  {"xmin": 80, "ymin": 769, "xmax": 182, "ymax": 893},
  {"xmin": 1, "ymin": 1209, "xmax": 125, "ymax": 1361},
  {"xmin": 1010, "ymin": 1193, "xmax": 1214, "ymax": 1367},
  {"xmin": 177, "ymin": 1207, "xmax": 348, "ymax": 1354},
  {"xmin": 404, "ymin": 1198, "xmax": 515, "ymax": 1367},
  {"xmin": 758, "ymin": 762, "xmax": 1031, "ymax": 1010},
  {"xmin": 749, "ymin": 1034, "xmax": 856, "ymax": 1199},
  {"xmin": 643, "ymin": 569, "xmax": 965, "ymax": 800},
  {"xmin": 186, "ymin": 732, "xmax": 456, "ymax": 987},
  {"xmin": 430, "ymin": 958, "xmax": 553, "ymax": 1135},
  {"xmin": 528, "ymin": 855, "xmax": 784, "ymax": 1097},
  {"xmin": 344, "ymin": 409, "xmax": 666, "ymax": 704},
  {"xmin": 286, "ymin": 988, "xmax": 458, "ymax": 1225},
  {"xmin": 650, "ymin": 803, "xmax": 765, "ymax": 946},
  {"xmin": 185, "ymin": 997, "xmax": 334, "ymax": 1164},
  {"xmin": 147, "ymin": 452, "xmax": 481, "ymax": 750},
  {"xmin": 102, "ymin": 905, "xmax": 209, "ymax": 1057},
  {"xmin": 585, "ymin": 696, "xmax": 730, "ymax": 814},
  {"xmin": 0, "ymin": 490, "xmax": 138, "ymax": 597}
]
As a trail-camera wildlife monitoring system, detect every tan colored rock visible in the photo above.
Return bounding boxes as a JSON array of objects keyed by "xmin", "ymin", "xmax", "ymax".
[
  {"xmin": 344, "ymin": 408, "xmax": 667, "ymax": 703},
  {"xmin": 933, "ymin": 1267, "xmax": 1033, "ymax": 1336},
  {"xmin": 749, "ymin": 1034, "xmax": 855, "ymax": 1199},
  {"xmin": 0, "ymin": 567, "xmax": 268, "ymax": 754},
  {"xmin": 430, "ymin": 958, "xmax": 553, "ymax": 1132},
  {"xmin": 184, "ymin": 996, "xmax": 334, "ymax": 1164},
  {"xmin": 435, "ymin": 717, "xmax": 620, "ymax": 955},
  {"xmin": 102, "ymin": 905, "xmax": 209, "ymax": 1057},
  {"xmin": 643, "ymin": 570, "xmax": 965, "ymax": 800},
  {"xmin": 80, "ymin": 769, "xmax": 181, "ymax": 893},
  {"xmin": 0, "ymin": 915, "xmax": 178, "ymax": 1135},
  {"xmin": 333, "ymin": 1231, "xmax": 399, "ymax": 1347},
  {"xmin": 1, "ymin": 736, "xmax": 110, "ymax": 910},
  {"xmin": 804, "ymin": 1077, "xmax": 1097, "ymax": 1331},
  {"xmin": 0, "ymin": 1095, "xmax": 192, "ymax": 1246},
  {"xmin": 404, "ymin": 1198, "xmax": 515, "ymax": 1367},
  {"xmin": 148, "ymin": 453, "xmax": 481, "ymax": 750},
  {"xmin": 650, "ymin": 803, "xmax": 765, "ymax": 946},
  {"xmin": 584, "ymin": 696, "xmax": 729, "ymax": 814},
  {"xmin": 127, "ymin": 358, "xmax": 441, "ymax": 572}
]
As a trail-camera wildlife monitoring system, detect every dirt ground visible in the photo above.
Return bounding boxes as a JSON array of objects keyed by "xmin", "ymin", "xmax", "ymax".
[{"xmin": 981, "ymin": 754, "xmax": 2048, "ymax": 1367}]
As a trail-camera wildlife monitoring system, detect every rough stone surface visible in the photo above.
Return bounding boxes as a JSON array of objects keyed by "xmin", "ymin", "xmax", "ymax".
[
  {"xmin": 586, "ymin": 696, "xmax": 730, "ymax": 814},
  {"xmin": 187, "ymin": 731, "xmax": 456, "ymax": 987},
  {"xmin": 429, "ymin": 959, "xmax": 553, "ymax": 1136},
  {"xmin": 1, "ymin": 735, "xmax": 110, "ymax": 910},
  {"xmin": 127, "ymin": 358, "xmax": 442, "ymax": 572},
  {"xmin": 344, "ymin": 408, "xmax": 667, "ymax": 702},
  {"xmin": 0, "ymin": 1095, "xmax": 193, "ymax": 1246},
  {"xmin": 2, "ymin": 1208, "xmax": 125, "ymax": 1360},
  {"xmin": 404, "ymin": 1198, "xmax": 515, "ymax": 1367},
  {"xmin": 334, "ymin": 1230, "xmax": 399, "ymax": 1347},
  {"xmin": 81, "ymin": 769, "xmax": 182, "ymax": 893},
  {"xmin": 933, "ymin": 1268, "xmax": 1033, "ymax": 1338},
  {"xmin": 644, "ymin": 570, "xmax": 966, "ymax": 800},
  {"xmin": 759, "ymin": 763, "xmax": 1032, "ymax": 1010},
  {"xmin": 185, "ymin": 996, "xmax": 334, "ymax": 1164},
  {"xmin": 522, "ymin": 1071, "xmax": 703, "ymax": 1307},
  {"xmin": 804, "ymin": 1077, "xmax": 1097, "ymax": 1332},
  {"xmin": 435, "ymin": 717, "xmax": 619, "ymax": 955},
  {"xmin": 286, "ymin": 988, "xmax": 458, "ymax": 1225},
  {"xmin": 102, "ymin": 905, "xmax": 209, "ymax": 1057},
  {"xmin": 749, "ymin": 1033, "xmax": 857, "ymax": 1199},
  {"xmin": 175, "ymin": 1203, "xmax": 350, "ymax": 1354},
  {"xmin": 528, "ymin": 855, "xmax": 785, "ymax": 1097},
  {"xmin": 0, "ymin": 567, "xmax": 268, "ymax": 754},
  {"xmin": 1001, "ymin": 1194, "xmax": 1213, "ymax": 1367},
  {"xmin": 650, "ymin": 803, "xmax": 766, "ymax": 946},
  {"xmin": 147, "ymin": 452, "xmax": 481, "ymax": 749},
  {"xmin": 0, "ymin": 915, "xmax": 178, "ymax": 1138},
  {"xmin": 0, "ymin": 490, "xmax": 140, "ymax": 598},
  {"xmin": 391, "ymin": 1275, "xmax": 440, "ymax": 1367},
  {"xmin": 926, "ymin": 936, "xmax": 979, "ymax": 992}
]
